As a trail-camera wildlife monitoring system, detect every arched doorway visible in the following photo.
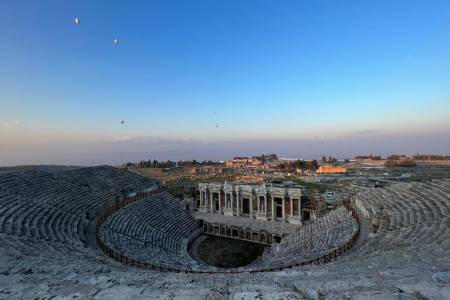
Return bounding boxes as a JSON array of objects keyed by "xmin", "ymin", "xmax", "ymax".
[
  {"xmin": 274, "ymin": 198, "xmax": 283, "ymax": 218},
  {"xmin": 301, "ymin": 195, "xmax": 313, "ymax": 222},
  {"xmin": 242, "ymin": 198, "xmax": 250, "ymax": 214}
]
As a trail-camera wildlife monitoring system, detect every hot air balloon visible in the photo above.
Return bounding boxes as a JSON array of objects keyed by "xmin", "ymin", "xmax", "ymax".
[
  {"xmin": 74, "ymin": 18, "xmax": 80, "ymax": 25},
  {"xmin": 120, "ymin": 120, "xmax": 125, "ymax": 125},
  {"xmin": 114, "ymin": 38, "xmax": 119, "ymax": 45}
]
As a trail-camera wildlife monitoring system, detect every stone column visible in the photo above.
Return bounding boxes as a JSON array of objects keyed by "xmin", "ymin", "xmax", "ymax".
[
  {"xmin": 257, "ymin": 196, "xmax": 261, "ymax": 215},
  {"xmin": 282, "ymin": 196, "xmax": 285, "ymax": 222},
  {"xmin": 264, "ymin": 195, "xmax": 267, "ymax": 215},
  {"xmin": 226, "ymin": 193, "xmax": 229, "ymax": 209},
  {"xmin": 299, "ymin": 197, "xmax": 302, "ymax": 220},
  {"xmin": 219, "ymin": 192, "xmax": 222, "ymax": 213},
  {"xmin": 210, "ymin": 191, "xmax": 213, "ymax": 213},
  {"xmin": 231, "ymin": 193, "xmax": 234, "ymax": 213},
  {"xmin": 271, "ymin": 195, "xmax": 275, "ymax": 221},
  {"xmin": 249, "ymin": 194, "xmax": 253, "ymax": 218},
  {"xmin": 200, "ymin": 191, "xmax": 203, "ymax": 206},
  {"xmin": 236, "ymin": 192, "xmax": 240, "ymax": 216},
  {"xmin": 290, "ymin": 198, "xmax": 293, "ymax": 217}
]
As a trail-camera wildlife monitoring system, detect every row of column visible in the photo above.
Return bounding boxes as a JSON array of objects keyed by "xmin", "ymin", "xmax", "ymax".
[
  {"xmin": 267, "ymin": 196, "xmax": 301, "ymax": 222},
  {"xmin": 203, "ymin": 222, "xmax": 276, "ymax": 244},
  {"xmin": 200, "ymin": 190, "xmax": 302, "ymax": 222}
]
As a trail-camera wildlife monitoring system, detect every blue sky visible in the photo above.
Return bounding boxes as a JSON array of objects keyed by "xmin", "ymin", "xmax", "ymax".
[{"xmin": 1, "ymin": 0, "xmax": 449, "ymax": 165}]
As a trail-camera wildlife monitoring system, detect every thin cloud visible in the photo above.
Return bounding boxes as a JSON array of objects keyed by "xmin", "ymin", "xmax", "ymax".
[
  {"xmin": 113, "ymin": 136, "xmax": 133, "ymax": 142},
  {"xmin": 356, "ymin": 129, "xmax": 377, "ymax": 135},
  {"xmin": 0, "ymin": 121, "xmax": 20, "ymax": 129},
  {"xmin": 111, "ymin": 136, "xmax": 193, "ymax": 143}
]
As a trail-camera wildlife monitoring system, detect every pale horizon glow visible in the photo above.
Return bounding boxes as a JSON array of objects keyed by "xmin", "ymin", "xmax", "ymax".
[{"xmin": 1, "ymin": 0, "xmax": 450, "ymax": 166}]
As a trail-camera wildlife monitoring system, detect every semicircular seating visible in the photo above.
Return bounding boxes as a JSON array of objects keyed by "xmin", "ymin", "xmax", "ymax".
[
  {"xmin": 0, "ymin": 167, "xmax": 449, "ymax": 299},
  {"xmin": 99, "ymin": 191, "xmax": 206, "ymax": 270},
  {"xmin": 0, "ymin": 166, "xmax": 159, "ymax": 267},
  {"xmin": 246, "ymin": 206, "xmax": 358, "ymax": 270},
  {"xmin": 329, "ymin": 179, "xmax": 450, "ymax": 274}
]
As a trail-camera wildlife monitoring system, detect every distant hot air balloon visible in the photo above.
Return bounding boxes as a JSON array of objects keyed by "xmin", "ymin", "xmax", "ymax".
[
  {"xmin": 120, "ymin": 120, "xmax": 125, "ymax": 125},
  {"xmin": 215, "ymin": 124, "xmax": 219, "ymax": 128},
  {"xmin": 114, "ymin": 38, "xmax": 119, "ymax": 45},
  {"xmin": 74, "ymin": 18, "xmax": 80, "ymax": 25}
]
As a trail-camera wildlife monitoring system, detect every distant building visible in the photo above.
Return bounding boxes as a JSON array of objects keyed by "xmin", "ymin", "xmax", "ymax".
[
  {"xmin": 316, "ymin": 165, "xmax": 347, "ymax": 174},
  {"xmin": 226, "ymin": 157, "xmax": 263, "ymax": 168},
  {"xmin": 194, "ymin": 165, "xmax": 223, "ymax": 174},
  {"xmin": 225, "ymin": 160, "xmax": 234, "ymax": 167}
]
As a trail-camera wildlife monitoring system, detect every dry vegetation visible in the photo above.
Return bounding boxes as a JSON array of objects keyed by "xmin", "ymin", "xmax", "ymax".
[{"xmin": 129, "ymin": 166, "xmax": 264, "ymax": 194}]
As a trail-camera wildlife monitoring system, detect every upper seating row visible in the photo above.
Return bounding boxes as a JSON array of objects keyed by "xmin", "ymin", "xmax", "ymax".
[
  {"xmin": 0, "ymin": 166, "xmax": 159, "ymax": 254},
  {"xmin": 248, "ymin": 206, "xmax": 358, "ymax": 270},
  {"xmin": 100, "ymin": 191, "xmax": 204, "ymax": 270},
  {"xmin": 340, "ymin": 179, "xmax": 450, "ymax": 269}
]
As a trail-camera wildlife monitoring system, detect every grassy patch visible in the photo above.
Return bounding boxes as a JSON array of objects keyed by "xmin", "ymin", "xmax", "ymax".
[
  {"xmin": 282, "ymin": 175, "xmax": 327, "ymax": 193},
  {"xmin": 197, "ymin": 235, "xmax": 266, "ymax": 268}
]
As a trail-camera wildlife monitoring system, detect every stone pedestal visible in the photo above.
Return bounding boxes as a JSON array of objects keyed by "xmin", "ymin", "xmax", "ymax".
[
  {"xmin": 256, "ymin": 213, "xmax": 268, "ymax": 221},
  {"xmin": 199, "ymin": 207, "xmax": 210, "ymax": 213},
  {"xmin": 288, "ymin": 216, "xmax": 302, "ymax": 225},
  {"xmin": 223, "ymin": 208, "xmax": 233, "ymax": 216}
]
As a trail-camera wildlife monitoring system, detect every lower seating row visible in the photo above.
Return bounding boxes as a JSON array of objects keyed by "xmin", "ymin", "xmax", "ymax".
[
  {"xmin": 100, "ymin": 191, "xmax": 204, "ymax": 270},
  {"xmin": 344, "ymin": 179, "xmax": 450, "ymax": 267},
  {"xmin": 0, "ymin": 166, "xmax": 160, "ymax": 267},
  {"xmin": 248, "ymin": 206, "xmax": 358, "ymax": 270}
]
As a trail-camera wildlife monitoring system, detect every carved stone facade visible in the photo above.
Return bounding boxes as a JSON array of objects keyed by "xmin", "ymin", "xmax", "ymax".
[
  {"xmin": 198, "ymin": 182, "xmax": 309, "ymax": 224},
  {"xmin": 202, "ymin": 222, "xmax": 275, "ymax": 245}
]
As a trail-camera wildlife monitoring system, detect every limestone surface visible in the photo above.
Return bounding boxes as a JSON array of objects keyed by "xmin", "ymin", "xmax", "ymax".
[{"xmin": 0, "ymin": 167, "xmax": 449, "ymax": 299}]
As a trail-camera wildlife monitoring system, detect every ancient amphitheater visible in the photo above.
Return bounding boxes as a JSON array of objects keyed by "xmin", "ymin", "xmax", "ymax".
[{"xmin": 0, "ymin": 166, "xmax": 449, "ymax": 299}]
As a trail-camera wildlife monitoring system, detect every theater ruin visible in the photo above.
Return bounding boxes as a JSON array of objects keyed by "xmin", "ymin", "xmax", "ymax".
[{"xmin": 0, "ymin": 166, "xmax": 449, "ymax": 299}]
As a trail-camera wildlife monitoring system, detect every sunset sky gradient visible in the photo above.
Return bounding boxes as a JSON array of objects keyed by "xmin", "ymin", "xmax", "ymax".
[{"xmin": 1, "ymin": 0, "xmax": 449, "ymax": 166}]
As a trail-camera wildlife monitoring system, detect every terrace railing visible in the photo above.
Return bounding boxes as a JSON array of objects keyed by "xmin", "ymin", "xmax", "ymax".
[{"xmin": 96, "ymin": 192, "xmax": 361, "ymax": 274}]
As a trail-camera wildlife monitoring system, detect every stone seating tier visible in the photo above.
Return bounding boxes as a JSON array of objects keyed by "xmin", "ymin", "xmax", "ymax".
[
  {"xmin": 100, "ymin": 191, "xmax": 203, "ymax": 269},
  {"xmin": 0, "ymin": 168, "xmax": 449, "ymax": 299}
]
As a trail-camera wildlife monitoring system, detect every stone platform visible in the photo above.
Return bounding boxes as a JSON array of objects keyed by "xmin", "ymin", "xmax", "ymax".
[{"xmin": 192, "ymin": 212, "xmax": 301, "ymax": 236}]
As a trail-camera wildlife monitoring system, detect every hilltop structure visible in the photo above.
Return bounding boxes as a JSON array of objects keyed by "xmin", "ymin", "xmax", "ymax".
[
  {"xmin": 225, "ymin": 154, "xmax": 278, "ymax": 168},
  {"xmin": 226, "ymin": 157, "xmax": 263, "ymax": 168},
  {"xmin": 317, "ymin": 165, "xmax": 347, "ymax": 174}
]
